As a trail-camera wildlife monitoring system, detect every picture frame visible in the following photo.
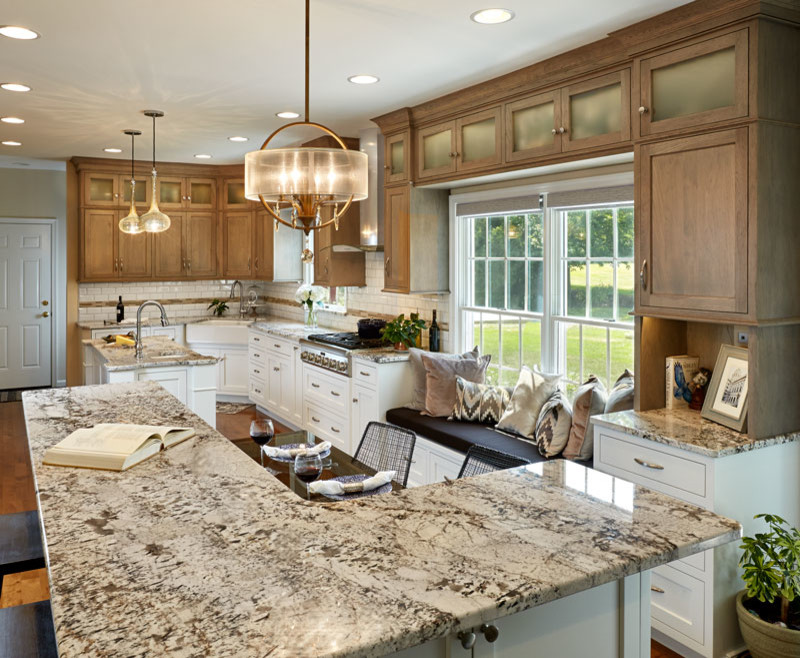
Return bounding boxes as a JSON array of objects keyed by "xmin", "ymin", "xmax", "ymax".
[{"xmin": 701, "ymin": 344, "xmax": 749, "ymax": 432}]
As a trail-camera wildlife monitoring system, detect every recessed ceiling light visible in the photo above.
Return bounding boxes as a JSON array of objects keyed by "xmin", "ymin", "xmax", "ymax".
[
  {"xmin": 0, "ymin": 25, "xmax": 40, "ymax": 40},
  {"xmin": 276, "ymin": 111, "xmax": 300, "ymax": 119},
  {"xmin": 228, "ymin": 136, "xmax": 248, "ymax": 142},
  {"xmin": 1, "ymin": 82, "xmax": 31, "ymax": 92},
  {"xmin": 194, "ymin": 154, "xmax": 212, "ymax": 159},
  {"xmin": 2, "ymin": 140, "xmax": 22, "ymax": 146},
  {"xmin": 470, "ymin": 8, "xmax": 515, "ymax": 24},
  {"xmin": 103, "ymin": 147, "xmax": 122, "ymax": 153},
  {"xmin": 347, "ymin": 74, "xmax": 379, "ymax": 85},
  {"xmin": 1, "ymin": 116, "xmax": 24, "ymax": 124}
]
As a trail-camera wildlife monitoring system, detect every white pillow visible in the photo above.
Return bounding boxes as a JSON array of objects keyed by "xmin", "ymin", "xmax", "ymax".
[
  {"xmin": 495, "ymin": 366, "xmax": 562, "ymax": 440},
  {"xmin": 407, "ymin": 346, "xmax": 479, "ymax": 411}
]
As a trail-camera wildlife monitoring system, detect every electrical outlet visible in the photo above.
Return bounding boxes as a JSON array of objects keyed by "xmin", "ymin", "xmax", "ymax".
[{"xmin": 738, "ymin": 331, "xmax": 749, "ymax": 345}]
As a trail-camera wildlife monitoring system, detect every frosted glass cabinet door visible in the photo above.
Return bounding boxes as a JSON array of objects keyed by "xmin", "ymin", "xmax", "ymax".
[
  {"xmin": 157, "ymin": 177, "xmax": 185, "ymax": 210},
  {"xmin": 562, "ymin": 69, "xmax": 631, "ymax": 151},
  {"xmin": 638, "ymin": 29, "xmax": 748, "ymax": 137},
  {"xmin": 188, "ymin": 178, "xmax": 216, "ymax": 209},
  {"xmin": 384, "ymin": 131, "xmax": 409, "ymax": 184},
  {"xmin": 504, "ymin": 90, "xmax": 561, "ymax": 161},
  {"xmin": 417, "ymin": 122, "xmax": 456, "ymax": 179},
  {"xmin": 84, "ymin": 174, "xmax": 119, "ymax": 206},
  {"xmin": 456, "ymin": 107, "xmax": 502, "ymax": 172},
  {"xmin": 120, "ymin": 176, "xmax": 151, "ymax": 205}
]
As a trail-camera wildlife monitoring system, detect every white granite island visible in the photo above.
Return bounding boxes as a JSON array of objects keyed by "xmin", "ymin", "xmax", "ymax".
[{"xmin": 23, "ymin": 382, "xmax": 741, "ymax": 658}]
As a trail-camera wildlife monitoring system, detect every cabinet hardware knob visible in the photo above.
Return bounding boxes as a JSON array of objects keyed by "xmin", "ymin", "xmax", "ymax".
[
  {"xmin": 558, "ymin": 127, "xmax": 566, "ymax": 134},
  {"xmin": 634, "ymin": 457, "xmax": 663, "ymax": 470},
  {"xmin": 352, "ymin": 398, "xmax": 358, "ymax": 403},
  {"xmin": 457, "ymin": 631, "xmax": 476, "ymax": 650},
  {"xmin": 311, "ymin": 416, "xmax": 320, "ymax": 423},
  {"xmin": 331, "ymin": 391, "xmax": 340, "ymax": 397},
  {"xmin": 274, "ymin": 344, "xmax": 281, "ymax": 349},
  {"xmin": 480, "ymin": 624, "xmax": 500, "ymax": 643},
  {"xmin": 331, "ymin": 426, "xmax": 340, "ymax": 433},
  {"xmin": 551, "ymin": 128, "xmax": 557, "ymax": 135},
  {"xmin": 254, "ymin": 369, "xmax": 260, "ymax": 374},
  {"xmin": 273, "ymin": 366, "xmax": 280, "ymax": 372},
  {"xmin": 639, "ymin": 106, "xmax": 649, "ymax": 115},
  {"xmin": 42, "ymin": 300, "xmax": 49, "ymax": 306},
  {"xmin": 187, "ymin": 196, "xmax": 191, "ymax": 201},
  {"xmin": 42, "ymin": 311, "xmax": 50, "ymax": 318},
  {"xmin": 651, "ymin": 585, "xmax": 665, "ymax": 593},
  {"xmin": 448, "ymin": 152, "xmax": 455, "ymax": 158},
  {"xmin": 384, "ymin": 165, "xmax": 390, "ymax": 170},
  {"xmin": 639, "ymin": 259, "xmax": 648, "ymax": 291}
]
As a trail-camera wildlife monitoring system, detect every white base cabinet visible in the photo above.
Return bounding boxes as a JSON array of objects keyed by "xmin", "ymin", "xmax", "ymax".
[
  {"xmin": 249, "ymin": 331, "xmax": 301, "ymax": 429},
  {"xmin": 187, "ymin": 323, "xmax": 249, "ymax": 398},
  {"xmin": 406, "ymin": 435, "xmax": 464, "ymax": 488},
  {"xmin": 593, "ymin": 424, "xmax": 800, "ymax": 658}
]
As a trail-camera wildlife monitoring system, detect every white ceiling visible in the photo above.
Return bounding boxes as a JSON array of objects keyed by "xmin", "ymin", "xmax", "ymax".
[{"xmin": 0, "ymin": 0, "xmax": 689, "ymax": 166}]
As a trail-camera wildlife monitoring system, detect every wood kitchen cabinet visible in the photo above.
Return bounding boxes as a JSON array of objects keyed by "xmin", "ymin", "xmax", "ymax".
[
  {"xmin": 222, "ymin": 211, "xmax": 253, "ymax": 278},
  {"xmin": 636, "ymin": 127, "xmax": 748, "ymax": 319},
  {"xmin": 254, "ymin": 210, "xmax": 275, "ymax": 280},
  {"xmin": 81, "ymin": 209, "xmax": 151, "ymax": 281},
  {"xmin": 83, "ymin": 173, "xmax": 120, "ymax": 207},
  {"xmin": 117, "ymin": 227, "xmax": 151, "ymax": 279},
  {"xmin": 383, "ymin": 131, "xmax": 410, "ymax": 184},
  {"xmin": 153, "ymin": 212, "xmax": 217, "ymax": 279},
  {"xmin": 637, "ymin": 29, "xmax": 749, "ymax": 138},
  {"xmin": 222, "ymin": 179, "xmax": 250, "ymax": 209},
  {"xmin": 157, "ymin": 176, "xmax": 217, "ymax": 210},
  {"xmin": 383, "ymin": 185, "xmax": 449, "ymax": 294},
  {"xmin": 311, "ymin": 203, "xmax": 366, "ymax": 287},
  {"xmin": 120, "ymin": 175, "xmax": 151, "ymax": 206}
]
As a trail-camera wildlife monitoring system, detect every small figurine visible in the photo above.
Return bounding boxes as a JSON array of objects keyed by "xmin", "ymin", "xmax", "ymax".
[{"xmin": 688, "ymin": 367, "xmax": 711, "ymax": 410}]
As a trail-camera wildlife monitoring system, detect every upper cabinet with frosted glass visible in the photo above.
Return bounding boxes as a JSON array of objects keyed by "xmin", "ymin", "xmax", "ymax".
[
  {"xmin": 157, "ymin": 176, "xmax": 217, "ymax": 210},
  {"xmin": 384, "ymin": 131, "xmax": 410, "ymax": 184},
  {"xmin": 417, "ymin": 107, "xmax": 503, "ymax": 180},
  {"xmin": 636, "ymin": 29, "xmax": 749, "ymax": 137}
]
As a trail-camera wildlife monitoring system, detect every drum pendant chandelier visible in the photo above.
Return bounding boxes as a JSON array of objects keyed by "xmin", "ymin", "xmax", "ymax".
[{"xmin": 244, "ymin": 0, "xmax": 368, "ymax": 235}]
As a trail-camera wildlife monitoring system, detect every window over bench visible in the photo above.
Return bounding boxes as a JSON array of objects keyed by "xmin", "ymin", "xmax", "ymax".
[{"xmin": 455, "ymin": 182, "xmax": 635, "ymax": 394}]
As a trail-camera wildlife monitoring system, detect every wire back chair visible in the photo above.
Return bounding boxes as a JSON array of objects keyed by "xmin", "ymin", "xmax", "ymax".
[
  {"xmin": 352, "ymin": 421, "xmax": 417, "ymax": 487},
  {"xmin": 457, "ymin": 444, "xmax": 531, "ymax": 479}
]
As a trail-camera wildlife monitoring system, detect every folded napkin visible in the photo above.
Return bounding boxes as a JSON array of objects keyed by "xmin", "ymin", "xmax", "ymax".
[
  {"xmin": 308, "ymin": 471, "xmax": 396, "ymax": 496},
  {"xmin": 263, "ymin": 441, "xmax": 331, "ymax": 460}
]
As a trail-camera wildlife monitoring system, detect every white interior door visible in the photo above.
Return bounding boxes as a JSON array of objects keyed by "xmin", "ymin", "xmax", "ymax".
[{"xmin": 0, "ymin": 222, "xmax": 53, "ymax": 389}]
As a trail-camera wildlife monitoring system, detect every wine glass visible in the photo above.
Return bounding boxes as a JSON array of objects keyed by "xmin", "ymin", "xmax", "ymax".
[
  {"xmin": 250, "ymin": 418, "xmax": 274, "ymax": 467},
  {"xmin": 294, "ymin": 452, "xmax": 323, "ymax": 499}
]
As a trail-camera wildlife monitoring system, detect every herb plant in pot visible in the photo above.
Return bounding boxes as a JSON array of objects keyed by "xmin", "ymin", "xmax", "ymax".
[
  {"xmin": 381, "ymin": 314, "xmax": 426, "ymax": 351},
  {"xmin": 737, "ymin": 514, "xmax": 800, "ymax": 658}
]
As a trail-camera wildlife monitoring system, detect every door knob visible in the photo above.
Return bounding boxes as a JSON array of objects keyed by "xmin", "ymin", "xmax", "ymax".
[
  {"xmin": 42, "ymin": 311, "xmax": 50, "ymax": 318},
  {"xmin": 42, "ymin": 300, "xmax": 49, "ymax": 306}
]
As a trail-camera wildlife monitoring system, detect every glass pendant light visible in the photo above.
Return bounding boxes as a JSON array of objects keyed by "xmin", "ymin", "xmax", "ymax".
[
  {"xmin": 119, "ymin": 129, "xmax": 143, "ymax": 234},
  {"xmin": 139, "ymin": 110, "xmax": 171, "ymax": 233}
]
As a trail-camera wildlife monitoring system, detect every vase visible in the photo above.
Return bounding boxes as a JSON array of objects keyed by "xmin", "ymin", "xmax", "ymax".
[{"xmin": 304, "ymin": 306, "xmax": 318, "ymax": 328}]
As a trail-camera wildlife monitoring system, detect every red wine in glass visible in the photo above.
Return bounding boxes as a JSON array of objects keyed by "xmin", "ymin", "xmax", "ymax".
[
  {"xmin": 295, "ymin": 466, "xmax": 322, "ymax": 483},
  {"xmin": 250, "ymin": 419, "xmax": 274, "ymax": 467},
  {"xmin": 294, "ymin": 452, "xmax": 323, "ymax": 498}
]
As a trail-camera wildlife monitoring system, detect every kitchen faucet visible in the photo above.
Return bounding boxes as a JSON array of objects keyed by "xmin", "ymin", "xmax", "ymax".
[
  {"xmin": 136, "ymin": 300, "xmax": 169, "ymax": 360},
  {"xmin": 229, "ymin": 280, "xmax": 247, "ymax": 316}
]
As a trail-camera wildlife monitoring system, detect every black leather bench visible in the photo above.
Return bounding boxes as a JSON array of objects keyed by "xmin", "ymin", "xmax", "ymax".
[
  {"xmin": 0, "ymin": 600, "xmax": 58, "ymax": 658},
  {"xmin": 0, "ymin": 510, "xmax": 46, "ymax": 599}
]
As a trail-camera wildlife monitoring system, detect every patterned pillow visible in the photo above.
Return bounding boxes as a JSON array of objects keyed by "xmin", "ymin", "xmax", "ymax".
[
  {"xmin": 449, "ymin": 376, "xmax": 513, "ymax": 425},
  {"xmin": 535, "ymin": 391, "xmax": 573, "ymax": 457}
]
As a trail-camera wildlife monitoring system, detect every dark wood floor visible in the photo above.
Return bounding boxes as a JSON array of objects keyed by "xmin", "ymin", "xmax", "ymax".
[{"xmin": 0, "ymin": 400, "xmax": 688, "ymax": 656}]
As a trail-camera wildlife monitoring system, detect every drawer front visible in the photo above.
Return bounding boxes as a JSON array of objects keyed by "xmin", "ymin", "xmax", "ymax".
[
  {"xmin": 304, "ymin": 367, "xmax": 349, "ymax": 414},
  {"xmin": 249, "ymin": 379, "xmax": 266, "ymax": 406},
  {"xmin": 596, "ymin": 432, "xmax": 708, "ymax": 499},
  {"xmin": 352, "ymin": 361, "xmax": 378, "ymax": 389},
  {"xmin": 249, "ymin": 346, "xmax": 267, "ymax": 366},
  {"xmin": 249, "ymin": 331, "xmax": 267, "ymax": 350},
  {"xmin": 264, "ymin": 336, "xmax": 293, "ymax": 358},
  {"xmin": 249, "ymin": 360, "xmax": 266, "ymax": 383},
  {"xmin": 651, "ymin": 564, "xmax": 706, "ymax": 646},
  {"xmin": 304, "ymin": 402, "xmax": 349, "ymax": 454}
]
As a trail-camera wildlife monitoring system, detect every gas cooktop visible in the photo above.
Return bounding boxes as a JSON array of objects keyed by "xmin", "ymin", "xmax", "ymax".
[{"xmin": 307, "ymin": 332, "xmax": 388, "ymax": 351}]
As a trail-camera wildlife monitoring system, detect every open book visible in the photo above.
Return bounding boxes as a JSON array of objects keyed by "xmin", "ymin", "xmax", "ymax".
[{"xmin": 43, "ymin": 423, "xmax": 195, "ymax": 472}]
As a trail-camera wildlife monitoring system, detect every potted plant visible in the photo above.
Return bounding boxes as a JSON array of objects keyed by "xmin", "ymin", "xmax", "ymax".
[
  {"xmin": 207, "ymin": 299, "xmax": 229, "ymax": 317},
  {"xmin": 295, "ymin": 284, "xmax": 326, "ymax": 328},
  {"xmin": 737, "ymin": 513, "xmax": 800, "ymax": 657},
  {"xmin": 381, "ymin": 313, "xmax": 426, "ymax": 351}
]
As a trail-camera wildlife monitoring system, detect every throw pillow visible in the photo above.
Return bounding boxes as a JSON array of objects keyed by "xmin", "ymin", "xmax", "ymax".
[
  {"xmin": 449, "ymin": 376, "xmax": 513, "ymax": 425},
  {"xmin": 496, "ymin": 366, "xmax": 562, "ymax": 440},
  {"xmin": 605, "ymin": 369, "xmax": 634, "ymax": 414},
  {"xmin": 407, "ymin": 346, "xmax": 479, "ymax": 411},
  {"xmin": 421, "ymin": 353, "xmax": 491, "ymax": 417},
  {"xmin": 535, "ymin": 391, "xmax": 573, "ymax": 458},
  {"xmin": 563, "ymin": 376, "xmax": 608, "ymax": 461}
]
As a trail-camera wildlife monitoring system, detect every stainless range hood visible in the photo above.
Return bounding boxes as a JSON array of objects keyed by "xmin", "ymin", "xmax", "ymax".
[{"xmin": 332, "ymin": 127, "xmax": 384, "ymax": 252}]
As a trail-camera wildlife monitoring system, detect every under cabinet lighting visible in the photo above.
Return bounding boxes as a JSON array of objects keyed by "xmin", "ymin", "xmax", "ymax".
[
  {"xmin": 194, "ymin": 154, "xmax": 212, "ymax": 159},
  {"xmin": 347, "ymin": 75, "xmax": 379, "ymax": 85},
  {"xmin": 470, "ymin": 8, "xmax": 515, "ymax": 24},
  {"xmin": 1, "ymin": 82, "xmax": 31, "ymax": 92},
  {"xmin": 276, "ymin": 111, "xmax": 300, "ymax": 119},
  {"xmin": 0, "ymin": 25, "xmax": 40, "ymax": 40},
  {"xmin": 228, "ymin": 136, "xmax": 248, "ymax": 142},
  {"xmin": 103, "ymin": 147, "xmax": 122, "ymax": 153},
  {"xmin": 0, "ymin": 116, "xmax": 24, "ymax": 124},
  {"xmin": 2, "ymin": 140, "xmax": 22, "ymax": 146}
]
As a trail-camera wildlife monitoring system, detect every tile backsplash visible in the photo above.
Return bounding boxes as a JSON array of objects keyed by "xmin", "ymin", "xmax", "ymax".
[{"xmin": 79, "ymin": 254, "xmax": 451, "ymax": 350}]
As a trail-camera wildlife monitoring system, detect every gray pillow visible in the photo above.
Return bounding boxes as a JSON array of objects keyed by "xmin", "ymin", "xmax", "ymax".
[
  {"xmin": 407, "ymin": 346, "xmax": 479, "ymax": 411},
  {"xmin": 449, "ymin": 376, "xmax": 513, "ymax": 425},
  {"xmin": 421, "ymin": 353, "xmax": 491, "ymax": 417},
  {"xmin": 496, "ymin": 366, "xmax": 562, "ymax": 440},
  {"xmin": 535, "ymin": 391, "xmax": 573, "ymax": 458},
  {"xmin": 605, "ymin": 369, "xmax": 634, "ymax": 413},
  {"xmin": 563, "ymin": 376, "xmax": 607, "ymax": 461}
]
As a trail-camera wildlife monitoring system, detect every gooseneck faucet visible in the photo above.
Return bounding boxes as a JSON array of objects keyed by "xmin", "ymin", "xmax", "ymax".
[
  {"xmin": 229, "ymin": 280, "xmax": 246, "ymax": 316},
  {"xmin": 136, "ymin": 300, "xmax": 169, "ymax": 360}
]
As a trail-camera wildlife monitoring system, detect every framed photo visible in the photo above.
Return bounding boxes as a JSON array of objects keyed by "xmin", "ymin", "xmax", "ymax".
[{"xmin": 701, "ymin": 344, "xmax": 749, "ymax": 432}]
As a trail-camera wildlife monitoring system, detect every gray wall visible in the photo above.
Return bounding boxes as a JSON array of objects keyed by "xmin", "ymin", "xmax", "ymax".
[{"xmin": 0, "ymin": 167, "xmax": 68, "ymax": 386}]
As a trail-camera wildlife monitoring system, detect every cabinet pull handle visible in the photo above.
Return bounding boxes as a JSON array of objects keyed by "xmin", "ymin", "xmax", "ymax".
[
  {"xmin": 639, "ymin": 260, "xmax": 648, "ymax": 290},
  {"xmin": 331, "ymin": 391, "xmax": 340, "ymax": 397},
  {"xmin": 311, "ymin": 416, "xmax": 320, "ymax": 423},
  {"xmin": 311, "ymin": 382, "xmax": 320, "ymax": 388},
  {"xmin": 330, "ymin": 426, "xmax": 340, "ymax": 433},
  {"xmin": 352, "ymin": 398, "xmax": 358, "ymax": 403},
  {"xmin": 255, "ymin": 256, "xmax": 259, "ymax": 269},
  {"xmin": 634, "ymin": 457, "xmax": 664, "ymax": 470},
  {"xmin": 274, "ymin": 343, "xmax": 281, "ymax": 349},
  {"xmin": 639, "ymin": 106, "xmax": 649, "ymax": 115},
  {"xmin": 651, "ymin": 585, "xmax": 665, "ymax": 593},
  {"xmin": 384, "ymin": 257, "xmax": 391, "ymax": 276},
  {"xmin": 254, "ymin": 336, "xmax": 260, "ymax": 342},
  {"xmin": 359, "ymin": 370, "xmax": 370, "ymax": 377},
  {"xmin": 457, "ymin": 631, "xmax": 476, "ymax": 651},
  {"xmin": 119, "ymin": 258, "xmax": 123, "ymax": 272},
  {"xmin": 253, "ymin": 369, "xmax": 260, "ymax": 374},
  {"xmin": 253, "ymin": 352, "xmax": 260, "ymax": 359},
  {"xmin": 480, "ymin": 624, "xmax": 500, "ymax": 643},
  {"xmin": 248, "ymin": 257, "xmax": 251, "ymax": 269}
]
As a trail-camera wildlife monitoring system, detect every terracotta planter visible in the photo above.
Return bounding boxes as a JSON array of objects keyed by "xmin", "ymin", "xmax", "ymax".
[
  {"xmin": 737, "ymin": 591, "xmax": 800, "ymax": 658},
  {"xmin": 393, "ymin": 342, "xmax": 409, "ymax": 352}
]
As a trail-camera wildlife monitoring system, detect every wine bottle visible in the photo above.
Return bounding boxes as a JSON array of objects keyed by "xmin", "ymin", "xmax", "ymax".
[
  {"xmin": 116, "ymin": 296, "xmax": 124, "ymax": 323},
  {"xmin": 429, "ymin": 310, "xmax": 440, "ymax": 352}
]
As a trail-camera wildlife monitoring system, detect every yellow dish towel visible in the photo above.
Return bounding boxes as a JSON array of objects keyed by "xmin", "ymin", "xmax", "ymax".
[{"xmin": 115, "ymin": 334, "xmax": 135, "ymax": 346}]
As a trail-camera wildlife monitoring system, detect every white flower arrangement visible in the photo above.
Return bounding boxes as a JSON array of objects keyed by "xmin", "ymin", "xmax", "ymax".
[{"xmin": 295, "ymin": 284, "xmax": 326, "ymax": 309}]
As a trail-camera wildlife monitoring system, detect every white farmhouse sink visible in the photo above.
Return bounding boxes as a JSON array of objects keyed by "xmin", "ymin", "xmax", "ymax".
[{"xmin": 186, "ymin": 320, "xmax": 249, "ymax": 345}]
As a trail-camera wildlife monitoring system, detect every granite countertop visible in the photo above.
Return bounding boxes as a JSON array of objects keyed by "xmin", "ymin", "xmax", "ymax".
[
  {"xmin": 78, "ymin": 315, "xmax": 278, "ymax": 330},
  {"xmin": 352, "ymin": 347, "xmax": 411, "ymax": 363},
  {"xmin": 250, "ymin": 319, "xmax": 322, "ymax": 341},
  {"xmin": 83, "ymin": 336, "xmax": 219, "ymax": 371},
  {"xmin": 593, "ymin": 406, "xmax": 800, "ymax": 458},
  {"xmin": 24, "ymin": 382, "xmax": 740, "ymax": 658}
]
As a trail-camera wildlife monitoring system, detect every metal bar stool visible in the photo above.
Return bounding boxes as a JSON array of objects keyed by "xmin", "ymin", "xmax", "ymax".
[{"xmin": 457, "ymin": 445, "xmax": 531, "ymax": 479}]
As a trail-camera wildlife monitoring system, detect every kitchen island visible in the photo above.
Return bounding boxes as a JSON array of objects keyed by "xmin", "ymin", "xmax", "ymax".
[{"xmin": 23, "ymin": 382, "xmax": 741, "ymax": 658}]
